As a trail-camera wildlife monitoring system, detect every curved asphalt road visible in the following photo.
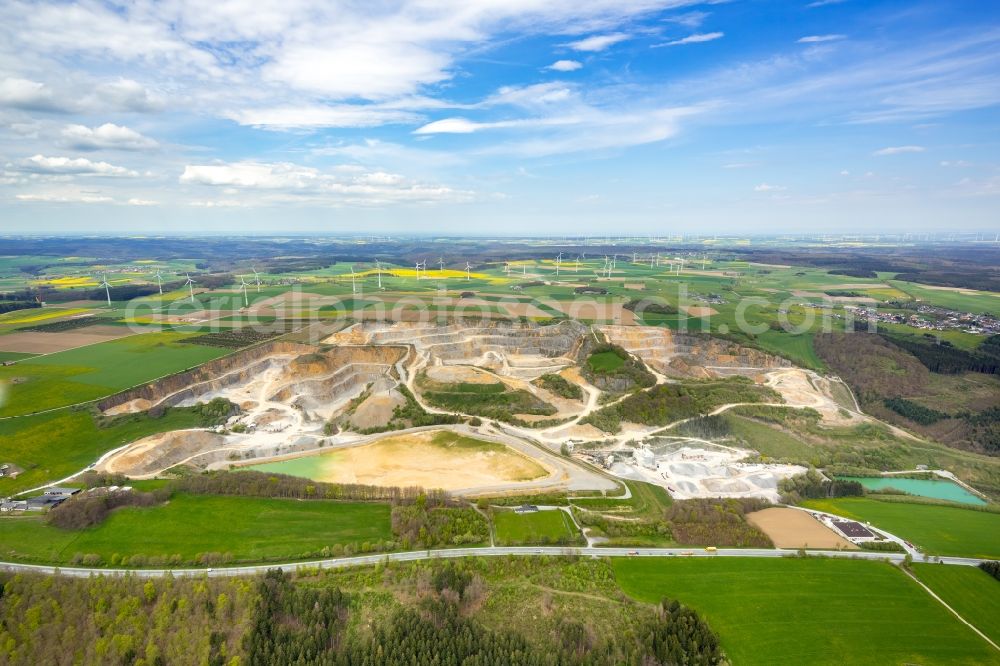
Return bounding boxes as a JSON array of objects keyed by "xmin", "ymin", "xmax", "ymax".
[{"xmin": 0, "ymin": 546, "xmax": 985, "ymax": 579}]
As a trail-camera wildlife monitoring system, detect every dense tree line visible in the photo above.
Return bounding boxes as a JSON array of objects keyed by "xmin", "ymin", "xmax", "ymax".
[
  {"xmin": 979, "ymin": 560, "xmax": 1000, "ymax": 581},
  {"xmin": 46, "ymin": 488, "xmax": 166, "ymax": 529},
  {"xmin": 883, "ymin": 397, "xmax": 948, "ymax": 425},
  {"xmin": 675, "ymin": 415, "xmax": 732, "ymax": 440},
  {"xmin": 173, "ymin": 470, "xmax": 451, "ymax": 505},
  {"xmin": 576, "ymin": 497, "xmax": 772, "ymax": 548},
  {"xmin": 0, "ymin": 300, "xmax": 40, "ymax": 315},
  {"xmin": 663, "ymin": 498, "xmax": 773, "ymax": 548},
  {"xmin": 0, "ymin": 572, "xmax": 253, "ymax": 665},
  {"xmin": 883, "ymin": 333, "xmax": 1000, "ymax": 375},
  {"xmin": 779, "ymin": 469, "xmax": 864, "ymax": 504},
  {"xmin": 622, "ymin": 298, "xmax": 679, "ymax": 315},
  {"xmin": 243, "ymin": 567, "xmax": 725, "ymax": 666},
  {"xmin": 391, "ymin": 496, "xmax": 490, "ymax": 549}
]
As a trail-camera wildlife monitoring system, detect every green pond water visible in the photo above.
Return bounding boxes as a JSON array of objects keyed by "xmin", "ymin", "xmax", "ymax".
[
  {"xmin": 840, "ymin": 476, "xmax": 986, "ymax": 506},
  {"xmin": 248, "ymin": 454, "xmax": 335, "ymax": 480}
]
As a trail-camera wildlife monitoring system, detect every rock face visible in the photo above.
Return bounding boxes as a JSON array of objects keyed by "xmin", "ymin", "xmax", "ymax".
[
  {"xmin": 98, "ymin": 342, "xmax": 406, "ymax": 415},
  {"xmin": 600, "ymin": 325, "xmax": 789, "ymax": 378},
  {"xmin": 328, "ymin": 320, "xmax": 588, "ymax": 379}
]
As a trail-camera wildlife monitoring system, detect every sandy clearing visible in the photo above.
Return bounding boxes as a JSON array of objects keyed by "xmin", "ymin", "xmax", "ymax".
[
  {"xmin": 0, "ymin": 328, "xmax": 139, "ymax": 353},
  {"xmin": 350, "ymin": 389, "xmax": 406, "ymax": 430},
  {"xmin": 502, "ymin": 302, "xmax": 553, "ymax": 318},
  {"xmin": 683, "ymin": 305, "xmax": 718, "ymax": 317},
  {"xmin": 280, "ymin": 430, "xmax": 550, "ymax": 490},
  {"xmin": 747, "ymin": 507, "xmax": 857, "ymax": 550},
  {"xmin": 102, "ymin": 429, "xmax": 226, "ymax": 476},
  {"xmin": 623, "ymin": 283, "xmax": 646, "ymax": 290},
  {"xmin": 919, "ymin": 285, "xmax": 997, "ymax": 296},
  {"xmin": 425, "ymin": 365, "xmax": 499, "ymax": 384}
]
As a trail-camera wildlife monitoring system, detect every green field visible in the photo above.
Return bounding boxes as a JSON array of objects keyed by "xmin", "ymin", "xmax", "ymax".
[
  {"xmin": 493, "ymin": 509, "xmax": 580, "ymax": 545},
  {"xmin": 911, "ymin": 563, "xmax": 1000, "ymax": 645},
  {"xmin": 890, "ymin": 281, "xmax": 1000, "ymax": 315},
  {"xmin": 586, "ymin": 350, "xmax": 625, "ymax": 373},
  {"xmin": 800, "ymin": 497, "xmax": 1000, "ymax": 558},
  {"xmin": 0, "ymin": 494, "xmax": 392, "ymax": 565},
  {"xmin": 0, "ymin": 332, "xmax": 228, "ymax": 416},
  {"xmin": 614, "ymin": 557, "xmax": 997, "ymax": 665},
  {"xmin": 0, "ymin": 407, "xmax": 225, "ymax": 495}
]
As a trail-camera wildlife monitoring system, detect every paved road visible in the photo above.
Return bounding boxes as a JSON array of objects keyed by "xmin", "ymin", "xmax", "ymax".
[{"xmin": 0, "ymin": 546, "xmax": 984, "ymax": 579}]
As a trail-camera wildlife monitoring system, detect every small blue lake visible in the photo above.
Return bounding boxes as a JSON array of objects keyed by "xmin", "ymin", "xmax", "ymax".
[{"xmin": 840, "ymin": 476, "xmax": 986, "ymax": 506}]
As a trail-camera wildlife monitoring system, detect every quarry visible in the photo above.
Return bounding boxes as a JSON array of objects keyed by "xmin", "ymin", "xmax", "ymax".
[{"xmin": 90, "ymin": 322, "xmax": 856, "ymax": 502}]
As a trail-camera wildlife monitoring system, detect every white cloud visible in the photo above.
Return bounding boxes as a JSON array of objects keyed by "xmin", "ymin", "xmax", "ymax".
[
  {"xmin": 566, "ymin": 33, "xmax": 629, "ymax": 52},
  {"xmin": 61, "ymin": 124, "xmax": 158, "ymax": 151},
  {"xmin": 655, "ymin": 32, "xmax": 724, "ymax": 47},
  {"xmin": 840, "ymin": 170, "xmax": 850, "ymax": 175},
  {"xmin": 797, "ymin": 34, "xmax": 846, "ymax": 43},
  {"xmin": 940, "ymin": 160, "xmax": 972, "ymax": 167},
  {"xmin": 88, "ymin": 79, "xmax": 164, "ymax": 113},
  {"xmin": 224, "ymin": 105, "xmax": 420, "ymax": 130},
  {"xmin": 262, "ymin": 42, "xmax": 451, "ymax": 100},
  {"xmin": 754, "ymin": 183, "xmax": 786, "ymax": 192},
  {"xmin": 662, "ymin": 11, "xmax": 710, "ymax": 29},
  {"xmin": 16, "ymin": 191, "xmax": 114, "ymax": 203},
  {"xmin": 547, "ymin": 60, "xmax": 583, "ymax": 72},
  {"xmin": 873, "ymin": 145, "xmax": 925, "ymax": 156},
  {"xmin": 17, "ymin": 155, "xmax": 139, "ymax": 177},
  {"xmin": 127, "ymin": 198, "xmax": 159, "ymax": 206},
  {"xmin": 0, "ymin": 77, "xmax": 59, "ymax": 111},
  {"xmin": 180, "ymin": 160, "xmax": 475, "ymax": 206}
]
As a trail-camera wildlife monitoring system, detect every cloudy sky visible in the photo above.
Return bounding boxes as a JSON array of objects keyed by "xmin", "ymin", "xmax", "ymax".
[{"xmin": 1, "ymin": 0, "xmax": 998, "ymax": 235}]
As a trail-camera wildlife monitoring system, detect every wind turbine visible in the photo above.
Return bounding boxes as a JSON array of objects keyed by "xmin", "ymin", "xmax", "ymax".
[
  {"xmin": 438, "ymin": 257, "xmax": 445, "ymax": 272},
  {"xmin": 575, "ymin": 255, "xmax": 580, "ymax": 272},
  {"xmin": 504, "ymin": 261, "xmax": 510, "ymax": 275},
  {"xmin": 465, "ymin": 261, "xmax": 473, "ymax": 281},
  {"xmin": 185, "ymin": 273, "xmax": 196, "ymax": 303},
  {"xmin": 154, "ymin": 269, "xmax": 163, "ymax": 295},
  {"xmin": 238, "ymin": 275, "xmax": 250, "ymax": 307},
  {"xmin": 649, "ymin": 254, "xmax": 655, "ymax": 269},
  {"xmin": 375, "ymin": 259, "xmax": 383, "ymax": 289},
  {"xmin": 555, "ymin": 252, "xmax": 563, "ymax": 276},
  {"xmin": 415, "ymin": 260, "xmax": 422, "ymax": 279},
  {"xmin": 251, "ymin": 266, "xmax": 261, "ymax": 292},
  {"xmin": 350, "ymin": 265, "xmax": 357, "ymax": 294},
  {"xmin": 99, "ymin": 273, "xmax": 111, "ymax": 306}
]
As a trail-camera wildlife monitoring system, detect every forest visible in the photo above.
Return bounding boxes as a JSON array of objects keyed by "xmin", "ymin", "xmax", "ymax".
[{"xmin": 0, "ymin": 560, "xmax": 726, "ymax": 666}]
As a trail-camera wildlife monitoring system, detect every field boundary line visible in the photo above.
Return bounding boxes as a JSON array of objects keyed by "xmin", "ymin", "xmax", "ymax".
[{"xmin": 901, "ymin": 566, "xmax": 999, "ymax": 652}]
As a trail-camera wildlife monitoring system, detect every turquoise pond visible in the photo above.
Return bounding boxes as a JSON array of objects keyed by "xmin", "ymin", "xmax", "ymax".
[{"xmin": 840, "ymin": 476, "xmax": 987, "ymax": 506}]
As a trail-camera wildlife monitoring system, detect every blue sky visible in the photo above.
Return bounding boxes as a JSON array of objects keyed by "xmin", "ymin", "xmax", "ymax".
[{"xmin": 1, "ymin": 0, "xmax": 998, "ymax": 235}]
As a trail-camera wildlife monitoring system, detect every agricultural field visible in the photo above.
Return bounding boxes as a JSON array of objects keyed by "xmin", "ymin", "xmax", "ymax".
[
  {"xmin": 800, "ymin": 497, "xmax": 1000, "ymax": 558},
  {"xmin": 492, "ymin": 508, "xmax": 581, "ymax": 545},
  {"xmin": 911, "ymin": 563, "xmax": 1000, "ymax": 645},
  {"xmin": 614, "ymin": 557, "xmax": 998, "ymax": 666},
  {"xmin": 0, "ymin": 494, "xmax": 392, "ymax": 565},
  {"xmin": 0, "ymin": 332, "xmax": 229, "ymax": 416},
  {"xmin": 0, "ymin": 404, "xmax": 231, "ymax": 494}
]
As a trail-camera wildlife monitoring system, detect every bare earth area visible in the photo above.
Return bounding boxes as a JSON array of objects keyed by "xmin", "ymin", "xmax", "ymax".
[
  {"xmin": 280, "ymin": 430, "xmax": 550, "ymax": 491},
  {"xmin": 747, "ymin": 507, "xmax": 857, "ymax": 550},
  {"xmin": 0, "ymin": 327, "xmax": 138, "ymax": 353}
]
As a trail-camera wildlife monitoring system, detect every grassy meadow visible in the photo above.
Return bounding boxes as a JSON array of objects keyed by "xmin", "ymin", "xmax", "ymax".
[
  {"xmin": 493, "ymin": 509, "xmax": 580, "ymax": 545},
  {"xmin": 911, "ymin": 563, "xmax": 1000, "ymax": 645},
  {"xmin": 614, "ymin": 557, "xmax": 998, "ymax": 666},
  {"xmin": 800, "ymin": 497, "xmax": 1000, "ymax": 558},
  {"xmin": 0, "ymin": 493, "xmax": 392, "ymax": 565},
  {"xmin": 0, "ymin": 332, "xmax": 228, "ymax": 416}
]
